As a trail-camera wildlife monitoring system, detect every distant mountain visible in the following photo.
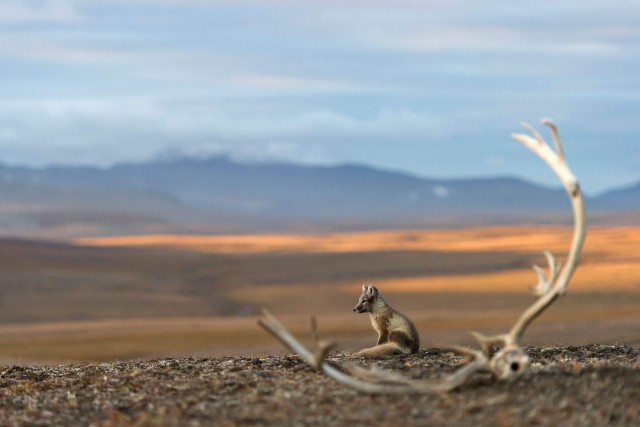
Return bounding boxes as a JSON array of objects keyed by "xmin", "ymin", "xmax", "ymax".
[
  {"xmin": 0, "ymin": 156, "xmax": 637, "ymax": 238},
  {"xmin": 591, "ymin": 181, "xmax": 640, "ymax": 211}
]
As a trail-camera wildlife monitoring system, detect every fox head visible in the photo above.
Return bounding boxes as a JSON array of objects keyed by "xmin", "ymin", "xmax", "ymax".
[{"xmin": 353, "ymin": 284, "xmax": 380, "ymax": 313}]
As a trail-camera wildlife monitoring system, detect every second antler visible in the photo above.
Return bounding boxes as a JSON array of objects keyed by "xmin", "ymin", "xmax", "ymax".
[{"xmin": 258, "ymin": 119, "xmax": 587, "ymax": 392}]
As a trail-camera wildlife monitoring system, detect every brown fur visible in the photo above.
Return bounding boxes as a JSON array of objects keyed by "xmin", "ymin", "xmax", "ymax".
[{"xmin": 353, "ymin": 284, "xmax": 420, "ymax": 357}]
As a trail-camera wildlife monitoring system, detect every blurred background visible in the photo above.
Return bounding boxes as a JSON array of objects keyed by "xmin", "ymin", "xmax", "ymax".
[{"xmin": 0, "ymin": 1, "xmax": 638, "ymax": 363}]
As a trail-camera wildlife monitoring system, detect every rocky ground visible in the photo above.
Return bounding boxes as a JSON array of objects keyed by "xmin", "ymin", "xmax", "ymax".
[{"xmin": 0, "ymin": 344, "xmax": 638, "ymax": 426}]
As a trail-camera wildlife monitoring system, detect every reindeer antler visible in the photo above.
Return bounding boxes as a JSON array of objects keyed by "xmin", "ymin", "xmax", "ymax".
[
  {"xmin": 258, "ymin": 309, "xmax": 444, "ymax": 393},
  {"xmin": 509, "ymin": 119, "xmax": 586, "ymax": 342},
  {"xmin": 258, "ymin": 119, "xmax": 586, "ymax": 392}
]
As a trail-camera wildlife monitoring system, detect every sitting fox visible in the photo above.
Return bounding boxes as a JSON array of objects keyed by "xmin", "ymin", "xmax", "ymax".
[{"xmin": 352, "ymin": 284, "xmax": 420, "ymax": 357}]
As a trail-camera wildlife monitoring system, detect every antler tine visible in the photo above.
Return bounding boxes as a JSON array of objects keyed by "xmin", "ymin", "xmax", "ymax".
[
  {"xmin": 520, "ymin": 122, "xmax": 545, "ymax": 146},
  {"xmin": 311, "ymin": 316, "xmax": 319, "ymax": 342},
  {"xmin": 541, "ymin": 118, "xmax": 565, "ymax": 160},
  {"xmin": 310, "ymin": 316, "xmax": 337, "ymax": 369},
  {"xmin": 531, "ymin": 250, "xmax": 561, "ymax": 296},
  {"xmin": 444, "ymin": 343, "xmax": 486, "ymax": 360},
  {"xmin": 258, "ymin": 309, "xmax": 314, "ymax": 361},
  {"xmin": 511, "ymin": 121, "xmax": 579, "ymax": 197}
]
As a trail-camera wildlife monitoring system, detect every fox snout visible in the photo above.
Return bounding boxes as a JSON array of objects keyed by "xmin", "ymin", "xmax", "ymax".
[{"xmin": 353, "ymin": 300, "xmax": 370, "ymax": 313}]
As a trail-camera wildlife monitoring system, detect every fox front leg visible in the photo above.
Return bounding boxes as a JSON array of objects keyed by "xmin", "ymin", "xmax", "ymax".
[{"xmin": 376, "ymin": 330, "xmax": 388, "ymax": 345}]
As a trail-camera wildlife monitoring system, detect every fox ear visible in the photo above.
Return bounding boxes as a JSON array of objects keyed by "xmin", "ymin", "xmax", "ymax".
[
  {"xmin": 362, "ymin": 284, "xmax": 368, "ymax": 292},
  {"xmin": 365, "ymin": 285, "xmax": 377, "ymax": 297}
]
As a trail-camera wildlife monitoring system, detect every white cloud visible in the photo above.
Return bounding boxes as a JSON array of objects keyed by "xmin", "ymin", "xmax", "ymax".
[
  {"xmin": 0, "ymin": 0, "xmax": 82, "ymax": 24},
  {"xmin": 281, "ymin": 1, "xmax": 640, "ymax": 58},
  {"xmin": 0, "ymin": 96, "xmax": 451, "ymax": 165},
  {"xmin": 366, "ymin": 26, "xmax": 624, "ymax": 56},
  {"xmin": 0, "ymin": 36, "xmax": 124, "ymax": 63},
  {"xmin": 231, "ymin": 74, "xmax": 381, "ymax": 94}
]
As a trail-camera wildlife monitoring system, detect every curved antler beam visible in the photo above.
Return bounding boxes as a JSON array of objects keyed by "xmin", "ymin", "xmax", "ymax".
[{"xmin": 509, "ymin": 119, "xmax": 586, "ymax": 343}]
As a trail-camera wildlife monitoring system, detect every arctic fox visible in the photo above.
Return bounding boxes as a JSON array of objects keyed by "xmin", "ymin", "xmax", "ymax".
[{"xmin": 352, "ymin": 284, "xmax": 420, "ymax": 357}]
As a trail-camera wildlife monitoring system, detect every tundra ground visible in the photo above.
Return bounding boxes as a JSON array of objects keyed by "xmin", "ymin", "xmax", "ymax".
[{"xmin": 0, "ymin": 344, "xmax": 638, "ymax": 426}]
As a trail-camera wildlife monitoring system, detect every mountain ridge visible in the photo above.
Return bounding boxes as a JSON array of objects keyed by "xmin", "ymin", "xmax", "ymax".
[{"xmin": 0, "ymin": 156, "xmax": 637, "ymax": 238}]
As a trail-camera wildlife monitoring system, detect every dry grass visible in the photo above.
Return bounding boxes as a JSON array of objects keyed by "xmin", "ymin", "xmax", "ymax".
[
  {"xmin": 0, "ymin": 317, "xmax": 270, "ymax": 363},
  {"xmin": 74, "ymin": 226, "xmax": 640, "ymax": 293},
  {"xmin": 74, "ymin": 225, "xmax": 640, "ymax": 256},
  {"xmin": 75, "ymin": 226, "xmax": 576, "ymax": 254}
]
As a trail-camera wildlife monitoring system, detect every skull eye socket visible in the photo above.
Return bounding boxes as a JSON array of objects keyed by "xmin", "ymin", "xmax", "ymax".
[{"xmin": 510, "ymin": 362, "xmax": 520, "ymax": 372}]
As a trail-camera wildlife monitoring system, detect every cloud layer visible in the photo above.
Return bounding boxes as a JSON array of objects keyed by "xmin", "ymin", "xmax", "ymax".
[{"xmin": 0, "ymin": 0, "xmax": 638, "ymax": 193}]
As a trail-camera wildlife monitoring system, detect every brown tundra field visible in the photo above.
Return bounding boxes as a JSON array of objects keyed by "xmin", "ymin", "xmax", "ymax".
[{"xmin": 0, "ymin": 225, "xmax": 638, "ymax": 363}]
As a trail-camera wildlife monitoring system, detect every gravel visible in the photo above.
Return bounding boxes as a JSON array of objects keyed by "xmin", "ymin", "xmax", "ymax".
[{"xmin": 1, "ymin": 344, "xmax": 638, "ymax": 426}]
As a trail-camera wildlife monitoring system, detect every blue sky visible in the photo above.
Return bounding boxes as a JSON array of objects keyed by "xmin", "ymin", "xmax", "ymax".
[{"xmin": 0, "ymin": 1, "xmax": 638, "ymax": 194}]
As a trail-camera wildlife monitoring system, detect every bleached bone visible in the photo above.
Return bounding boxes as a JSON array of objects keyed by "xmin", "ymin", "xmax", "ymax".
[{"xmin": 258, "ymin": 119, "xmax": 586, "ymax": 392}]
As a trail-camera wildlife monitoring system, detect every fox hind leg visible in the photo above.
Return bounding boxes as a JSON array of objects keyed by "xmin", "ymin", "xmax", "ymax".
[{"xmin": 353, "ymin": 343, "xmax": 407, "ymax": 358}]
